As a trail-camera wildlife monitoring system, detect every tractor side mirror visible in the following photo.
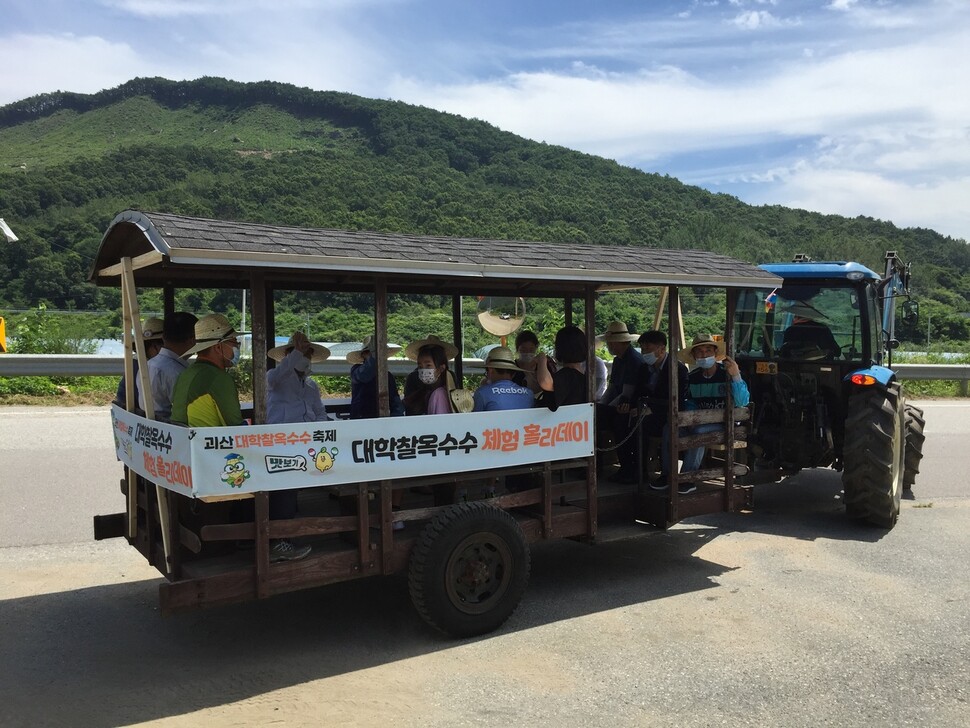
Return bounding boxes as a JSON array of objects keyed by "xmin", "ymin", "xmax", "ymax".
[{"xmin": 901, "ymin": 300, "xmax": 919, "ymax": 327}]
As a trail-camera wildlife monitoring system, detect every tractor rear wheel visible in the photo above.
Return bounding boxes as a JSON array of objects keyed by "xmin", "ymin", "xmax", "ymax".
[
  {"xmin": 842, "ymin": 383, "xmax": 905, "ymax": 529},
  {"xmin": 409, "ymin": 502, "xmax": 530, "ymax": 638},
  {"xmin": 903, "ymin": 402, "xmax": 926, "ymax": 492}
]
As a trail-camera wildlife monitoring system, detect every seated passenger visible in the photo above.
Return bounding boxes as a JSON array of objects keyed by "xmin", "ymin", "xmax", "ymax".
[
  {"xmin": 402, "ymin": 335, "xmax": 459, "ymax": 416},
  {"xmin": 473, "ymin": 346, "xmax": 535, "ymax": 411},
  {"xmin": 347, "ymin": 335, "xmax": 404, "ymax": 419},
  {"xmin": 266, "ymin": 330, "xmax": 332, "ymax": 424},
  {"xmin": 664, "ymin": 334, "xmax": 749, "ymax": 495},
  {"xmin": 115, "ymin": 316, "xmax": 164, "ymax": 412},
  {"xmin": 535, "ymin": 325, "xmax": 588, "ymax": 411},
  {"xmin": 781, "ymin": 301, "xmax": 840, "ymax": 358},
  {"xmin": 513, "ymin": 330, "xmax": 557, "ymax": 394}
]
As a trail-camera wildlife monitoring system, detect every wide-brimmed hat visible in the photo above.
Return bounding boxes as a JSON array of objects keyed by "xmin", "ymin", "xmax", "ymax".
[
  {"xmin": 597, "ymin": 321, "xmax": 639, "ymax": 343},
  {"xmin": 449, "ymin": 388, "xmax": 475, "ymax": 413},
  {"xmin": 141, "ymin": 317, "xmax": 164, "ymax": 342},
  {"xmin": 782, "ymin": 300, "xmax": 829, "ymax": 322},
  {"xmin": 484, "ymin": 345, "xmax": 525, "ymax": 372},
  {"xmin": 267, "ymin": 335, "xmax": 331, "ymax": 364},
  {"xmin": 346, "ymin": 334, "xmax": 402, "ymax": 365},
  {"xmin": 678, "ymin": 333, "xmax": 727, "ymax": 365},
  {"xmin": 181, "ymin": 314, "xmax": 248, "ymax": 358},
  {"xmin": 404, "ymin": 334, "xmax": 459, "ymax": 361}
]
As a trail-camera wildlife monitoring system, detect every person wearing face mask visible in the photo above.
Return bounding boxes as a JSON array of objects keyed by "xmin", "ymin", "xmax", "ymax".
[
  {"xmin": 172, "ymin": 314, "xmax": 312, "ymax": 563},
  {"xmin": 596, "ymin": 321, "xmax": 644, "ymax": 484},
  {"xmin": 512, "ymin": 330, "xmax": 556, "ymax": 394},
  {"xmin": 266, "ymin": 330, "xmax": 332, "ymax": 424},
  {"xmin": 636, "ymin": 330, "xmax": 689, "ymax": 486},
  {"xmin": 673, "ymin": 333, "xmax": 750, "ymax": 493},
  {"xmin": 402, "ymin": 335, "xmax": 460, "ymax": 416},
  {"xmin": 171, "ymin": 314, "xmax": 247, "ymax": 428}
]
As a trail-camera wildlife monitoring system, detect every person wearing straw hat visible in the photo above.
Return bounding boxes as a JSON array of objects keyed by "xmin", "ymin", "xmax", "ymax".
[
  {"xmin": 402, "ymin": 335, "xmax": 460, "ymax": 416},
  {"xmin": 138, "ymin": 312, "xmax": 198, "ymax": 421},
  {"xmin": 780, "ymin": 300, "xmax": 840, "ymax": 359},
  {"xmin": 266, "ymin": 330, "xmax": 333, "ymax": 424},
  {"xmin": 172, "ymin": 314, "xmax": 311, "ymax": 563},
  {"xmin": 114, "ymin": 316, "xmax": 165, "ymax": 411},
  {"xmin": 347, "ymin": 334, "xmax": 405, "ymax": 419},
  {"xmin": 597, "ymin": 321, "xmax": 644, "ymax": 484},
  {"xmin": 472, "ymin": 346, "xmax": 534, "ymax": 412},
  {"xmin": 636, "ymin": 330, "xmax": 690, "ymax": 486},
  {"xmin": 670, "ymin": 333, "xmax": 750, "ymax": 494}
]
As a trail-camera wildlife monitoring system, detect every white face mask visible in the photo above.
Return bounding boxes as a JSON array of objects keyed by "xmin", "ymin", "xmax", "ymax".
[
  {"xmin": 642, "ymin": 351, "xmax": 658, "ymax": 366},
  {"xmin": 518, "ymin": 352, "xmax": 536, "ymax": 363},
  {"xmin": 418, "ymin": 367, "xmax": 438, "ymax": 385},
  {"xmin": 696, "ymin": 356, "xmax": 717, "ymax": 370}
]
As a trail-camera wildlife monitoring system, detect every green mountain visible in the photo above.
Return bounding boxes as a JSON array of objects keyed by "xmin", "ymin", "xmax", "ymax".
[{"xmin": 1, "ymin": 76, "xmax": 968, "ymax": 344}]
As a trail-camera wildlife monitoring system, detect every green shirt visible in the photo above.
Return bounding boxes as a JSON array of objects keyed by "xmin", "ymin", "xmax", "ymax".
[{"xmin": 171, "ymin": 359, "xmax": 243, "ymax": 428}]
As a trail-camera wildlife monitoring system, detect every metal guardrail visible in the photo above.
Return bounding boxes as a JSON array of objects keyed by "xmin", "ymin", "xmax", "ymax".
[
  {"xmin": 0, "ymin": 355, "xmax": 490, "ymax": 377},
  {"xmin": 0, "ymin": 355, "xmax": 967, "ymax": 393}
]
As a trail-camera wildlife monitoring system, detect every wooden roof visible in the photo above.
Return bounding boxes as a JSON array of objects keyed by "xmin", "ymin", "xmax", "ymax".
[{"xmin": 92, "ymin": 210, "xmax": 779, "ymax": 294}]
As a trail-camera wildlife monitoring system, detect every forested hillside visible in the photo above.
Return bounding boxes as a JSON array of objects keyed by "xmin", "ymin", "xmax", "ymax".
[{"xmin": 1, "ymin": 76, "xmax": 968, "ymax": 345}]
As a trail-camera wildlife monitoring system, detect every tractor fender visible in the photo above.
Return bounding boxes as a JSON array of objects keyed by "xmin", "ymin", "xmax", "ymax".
[{"xmin": 842, "ymin": 364, "xmax": 896, "ymax": 388}]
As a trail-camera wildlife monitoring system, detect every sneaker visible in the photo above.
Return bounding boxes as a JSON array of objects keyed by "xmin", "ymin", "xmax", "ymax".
[
  {"xmin": 269, "ymin": 539, "xmax": 312, "ymax": 563},
  {"xmin": 649, "ymin": 475, "xmax": 670, "ymax": 491},
  {"xmin": 678, "ymin": 483, "xmax": 697, "ymax": 495}
]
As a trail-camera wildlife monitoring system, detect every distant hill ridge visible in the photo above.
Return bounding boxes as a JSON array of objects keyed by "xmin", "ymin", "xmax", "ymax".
[{"xmin": 0, "ymin": 76, "xmax": 967, "ymax": 344}]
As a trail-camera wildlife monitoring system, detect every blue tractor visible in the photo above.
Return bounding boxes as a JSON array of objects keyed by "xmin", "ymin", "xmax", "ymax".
[{"xmin": 732, "ymin": 252, "xmax": 925, "ymax": 529}]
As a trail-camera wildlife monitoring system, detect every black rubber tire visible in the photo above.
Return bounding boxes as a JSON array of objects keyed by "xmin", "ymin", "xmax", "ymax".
[
  {"xmin": 903, "ymin": 402, "xmax": 926, "ymax": 491},
  {"xmin": 408, "ymin": 502, "xmax": 530, "ymax": 638},
  {"xmin": 842, "ymin": 383, "xmax": 905, "ymax": 529}
]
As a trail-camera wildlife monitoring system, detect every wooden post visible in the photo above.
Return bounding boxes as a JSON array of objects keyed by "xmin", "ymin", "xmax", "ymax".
[
  {"xmin": 120, "ymin": 269, "xmax": 137, "ymax": 539},
  {"xmin": 584, "ymin": 286, "xmax": 597, "ymax": 540},
  {"xmin": 652, "ymin": 287, "xmax": 668, "ymax": 331},
  {"xmin": 121, "ymin": 258, "xmax": 173, "ymax": 575},
  {"xmin": 723, "ymin": 289, "xmax": 737, "ymax": 504},
  {"xmin": 452, "ymin": 294, "xmax": 464, "ymax": 384},
  {"xmin": 668, "ymin": 285, "xmax": 681, "ymax": 521},
  {"xmin": 564, "ymin": 295, "xmax": 573, "ymax": 327},
  {"xmin": 250, "ymin": 273, "xmax": 268, "ymax": 425},
  {"xmin": 255, "ymin": 491, "xmax": 270, "ymax": 599},
  {"xmin": 374, "ymin": 279, "xmax": 389, "ymax": 418}
]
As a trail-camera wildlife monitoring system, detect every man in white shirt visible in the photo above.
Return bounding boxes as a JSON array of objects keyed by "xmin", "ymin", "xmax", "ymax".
[
  {"xmin": 266, "ymin": 331, "xmax": 333, "ymax": 424},
  {"xmin": 138, "ymin": 312, "xmax": 197, "ymax": 421}
]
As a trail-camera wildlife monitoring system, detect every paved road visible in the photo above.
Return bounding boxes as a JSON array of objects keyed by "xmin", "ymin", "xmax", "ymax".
[{"xmin": 0, "ymin": 402, "xmax": 968, "ymax": 727}]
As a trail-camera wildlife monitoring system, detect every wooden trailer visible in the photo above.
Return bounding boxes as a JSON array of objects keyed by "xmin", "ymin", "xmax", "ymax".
[{"xmin": 91, "ymin": 210, "xmax": 778, "ymax": 637}]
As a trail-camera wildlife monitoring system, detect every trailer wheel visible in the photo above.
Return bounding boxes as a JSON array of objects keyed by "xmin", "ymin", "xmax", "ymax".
[
  {"xmin": 409, "ymin": 502, "xmax": 530, "ymax": 638},
  {"xmin": 842, "ymin": 383, "xmax": 905, "ymax": 529},
  {"xmin": 903, "ymin": 402, "xmax": 926, "ymax": 492}
]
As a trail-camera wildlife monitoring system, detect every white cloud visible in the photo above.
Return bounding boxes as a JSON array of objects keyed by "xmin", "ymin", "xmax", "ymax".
[
  {"xmin": 731, "ymin": 11, "xmax": 780, "ymax": 29},
  {"xmin": 750, "ymin": 165, "xmax": 970, "ymax": 240},
  {"xmin": 0, "ymin": 34, "xmax": 160, "ymax": 102}
]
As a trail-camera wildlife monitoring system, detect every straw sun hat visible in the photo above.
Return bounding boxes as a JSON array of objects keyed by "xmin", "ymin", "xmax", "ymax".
[
  {"xmin": 677, "ymin": 333, "xmax": 727, "ymax": 365},
  {"xmin": 181, "ymin": 314, "xmax": 248, "ymax": 358},
  {"xmin": 597, "ymin": 321, "xmax": 639, "ymax": 343},
  {"xmin": 141, "ymin": 317, "xmax": 165, "ymax": 342},
  {"xmin": 404, "ymin": 334, "xmax": 459, "ymax": 361},
  {"xmin": 483, "ymin": 345, "xmax": 525, "ymax": 372},
  {"xmin": 267, "ymin": 335, "xmax": 331, "ymax": 364},
  {"xmin": 346, "ymin": 334, "xmax": 402, "ymax": 365}
]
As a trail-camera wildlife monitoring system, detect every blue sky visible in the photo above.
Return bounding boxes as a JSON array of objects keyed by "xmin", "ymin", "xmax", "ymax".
[{"xmin": 2, "ymin": 0, "xmax": 969, "ymax": 241}]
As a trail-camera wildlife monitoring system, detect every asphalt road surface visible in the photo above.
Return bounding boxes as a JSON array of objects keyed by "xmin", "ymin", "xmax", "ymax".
[{"xmin": 0, "ymin": 401, "xmax": 968, "ymax": 727}]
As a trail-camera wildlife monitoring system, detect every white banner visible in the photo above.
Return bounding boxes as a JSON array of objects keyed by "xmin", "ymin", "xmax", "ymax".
[{"xmin": 111, "ymin": 404, "xmax": 594, "ymax": 498}]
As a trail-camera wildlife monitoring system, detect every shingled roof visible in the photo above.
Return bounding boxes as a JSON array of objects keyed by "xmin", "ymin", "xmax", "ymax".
[{"xmin": 92, "ymin": 210, "xmax": 778, "ymax": 294}]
